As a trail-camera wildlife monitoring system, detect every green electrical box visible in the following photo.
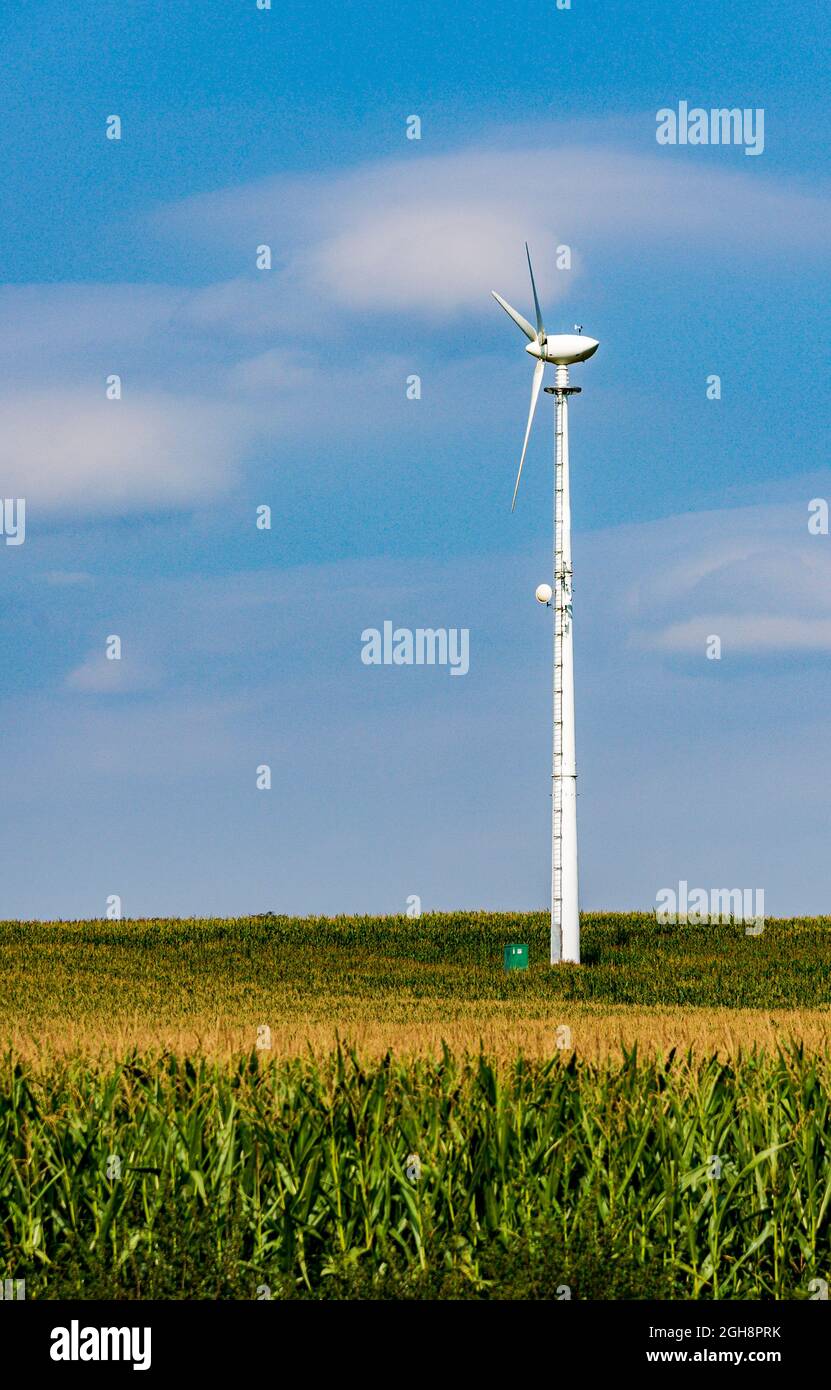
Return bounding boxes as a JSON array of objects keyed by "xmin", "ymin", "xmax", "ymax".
[{"xmin": 504, "ymin": 943, "xmax": 529, "ymax": 971}]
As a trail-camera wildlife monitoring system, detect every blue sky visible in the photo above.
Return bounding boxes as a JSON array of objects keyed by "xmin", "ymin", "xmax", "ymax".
[{"xmin": 1, "ymin": 1, "xmax": 830, "ymax": 919}]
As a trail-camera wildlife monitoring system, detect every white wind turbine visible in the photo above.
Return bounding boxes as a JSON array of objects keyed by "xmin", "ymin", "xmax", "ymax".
[{"xmin": 492, "ymin": 246, "xmax": 599, "ymax": 965}]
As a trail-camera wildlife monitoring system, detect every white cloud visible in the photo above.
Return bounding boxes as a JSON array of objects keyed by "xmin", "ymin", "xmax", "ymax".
[
  {"xmin": 0, "ymin": 284, "xmax": 182, "ymax": 357},
  {"xmin": 594, "ymin": 497, "xmax": 831, "ymax": 657},
  {"xmin": 65, "ymin": 649, "xmax": 162, "ymax": 694},
  {"xmin": 648, "ymin": 615, "xmax": 831, "ymax": 654},
  {"xmin": 153, "ymin": 139, "xmax": 831, "ymax": 319},
  {"xmin": 2, "ymin": 127, "xmax": 827, "ymax": 520},
  {"xmin": 0, "ymin": 390, "xmax": 248, "ymax": 512},
  {"xmin": 224, "ymin": 347, "xmax": 322, "ymax": 393},
  {"xmin": 41, "ymin": 571, "xmax": 95, "ymax": 586}
]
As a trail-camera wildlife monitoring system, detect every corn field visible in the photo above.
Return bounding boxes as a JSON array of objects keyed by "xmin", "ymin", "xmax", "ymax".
[{"xmin": 1, "ymin": 1044, "xmax": 829, "ymax": 1299}]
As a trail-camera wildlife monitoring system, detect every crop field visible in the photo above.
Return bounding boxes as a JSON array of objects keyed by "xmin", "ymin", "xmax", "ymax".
[
  {"xmin": 1, "ymin": 912, "xmax": 829, "ymax": 1299},
  {"xmin": 1, "ymin": 1046, "xmax": 830, "ymax": 1300},
  {"xmin": 2, "ymin": 911, "xmax": 830, "ymax": 1060}
]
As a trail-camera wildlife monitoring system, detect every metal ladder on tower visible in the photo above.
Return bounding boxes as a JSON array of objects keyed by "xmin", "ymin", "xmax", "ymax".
[{"xmin": 551, "ymin": 386, "xmax": 566, "ymax": 962}]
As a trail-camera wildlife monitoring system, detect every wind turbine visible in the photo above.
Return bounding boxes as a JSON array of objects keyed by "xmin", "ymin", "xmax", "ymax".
[{"xmin": 492, "ymin": 246, "xmax": 598, "ymax": 965}]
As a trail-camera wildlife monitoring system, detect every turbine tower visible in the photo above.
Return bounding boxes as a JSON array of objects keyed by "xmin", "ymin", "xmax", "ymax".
[{"xmin": 492, "ymin": 246, "xmax": 599, "ymax": 965}]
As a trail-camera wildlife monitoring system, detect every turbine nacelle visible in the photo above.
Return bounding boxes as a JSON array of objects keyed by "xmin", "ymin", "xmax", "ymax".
[
  {"xmin": 492, "ymin": 244, "xmax": 599, "ymax": 510},
  {"xmin": 525, "ymin": 334, "xmax": 599, "ymax": 366}
]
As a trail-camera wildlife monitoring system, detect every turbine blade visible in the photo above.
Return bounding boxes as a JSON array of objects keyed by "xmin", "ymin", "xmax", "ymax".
[
  {"xmin": 525, "ymin": 243, "xmax": 545, "ymax": 340},
  {"xmin": 491, "ymin": 291, "xmax": 536, "ymax": 342},
  {"xmin": 511, "ymin": 358, "xmax": 545, "ymax": 512}
]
